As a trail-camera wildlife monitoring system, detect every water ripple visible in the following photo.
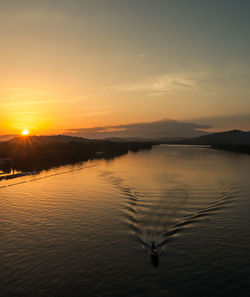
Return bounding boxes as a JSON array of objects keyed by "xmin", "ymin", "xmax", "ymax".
[{"xmin": 100, "ymin": 170, "xmax": 243, "ymax": 254}]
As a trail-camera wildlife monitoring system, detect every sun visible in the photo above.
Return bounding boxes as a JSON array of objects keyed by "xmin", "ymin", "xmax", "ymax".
[{"xmin": 21, "ymin": 129, "xmax": 30, "ymax": 136}]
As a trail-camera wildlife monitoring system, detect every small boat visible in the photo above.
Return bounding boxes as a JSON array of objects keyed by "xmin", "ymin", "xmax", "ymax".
[{"xmin": 150, "ymin": 242, "xmax": 159, "ymax": 267}]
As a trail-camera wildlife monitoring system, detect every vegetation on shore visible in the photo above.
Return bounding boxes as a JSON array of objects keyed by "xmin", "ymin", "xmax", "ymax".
[{"xmin": 0, "ymin": 135, "xmax": 154, "ymax": 172}]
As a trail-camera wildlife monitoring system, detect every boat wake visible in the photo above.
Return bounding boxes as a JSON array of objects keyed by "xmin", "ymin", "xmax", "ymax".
[{"xmin": 99, "ymin": 170, "xmax": 240, "ymax": 255}]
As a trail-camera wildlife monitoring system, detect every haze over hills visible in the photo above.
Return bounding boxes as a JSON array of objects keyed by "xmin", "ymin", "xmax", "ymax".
[
  {"xmin": 1, "ymin": 129, "xmax": 250, "ymax": 175},
  {"xmin": 0, "ymin": 119, "xmax": 210, "ymax": 142},
  {"xmin": 2, "ymin": 118, "xmax": 250, "ymax": 143},
  {"xmin": 65, "ymin": 119, "xmax": 210, "ymax": 139}
]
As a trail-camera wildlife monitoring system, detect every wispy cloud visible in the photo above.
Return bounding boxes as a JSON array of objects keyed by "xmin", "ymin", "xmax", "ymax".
[
  {"xmin": 118, "ymin": 73, "xmax": 199, "ymax": 96},
  {"xmin": 116, "ymin": 64, "xmax": 250, "ymax": 96},
  {"xmin": 80, "ymin": 111, "xmax": 111, "ymax": 117}
]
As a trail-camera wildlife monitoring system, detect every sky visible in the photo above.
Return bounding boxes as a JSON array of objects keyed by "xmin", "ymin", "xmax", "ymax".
[{"xmin": 1, "ymin": 0, "xmax": 250, "ymax": 137}]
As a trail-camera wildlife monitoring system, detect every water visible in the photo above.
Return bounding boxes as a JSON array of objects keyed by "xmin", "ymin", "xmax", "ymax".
[{"xmin": 1, "ymin": 145, "xmax": 250, "ymax": 296}]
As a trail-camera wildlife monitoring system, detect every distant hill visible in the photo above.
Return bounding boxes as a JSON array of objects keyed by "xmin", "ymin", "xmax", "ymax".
[
  {"xmin": 184, "ymin": 130, "xmax": 250, "ymax": 145},
  {"xmin": 10, "ymin": 135, "xmax": 91, "ymax": 144},
  {"xmin": 0, "ymin": 135, "xmax": 154, "ymax": 172}
]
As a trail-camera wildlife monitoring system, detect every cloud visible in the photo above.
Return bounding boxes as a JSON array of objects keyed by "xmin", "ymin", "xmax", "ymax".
[
  {"xmin": 116, "ymin": 64, "xmax": 250, "ymax": 96},
  {"xmin": 79, "ymin": 111, "xmax": 111, "ymax": 117},
  {"xmin": 66, "ymin": 119, "xmax": 210, "ymax": 139},
  {"xmin": 186, "ymin": 113, "xmax": 250, "ymax": 132},
  {"xmin": 118, "ymin": 73, "xmax": 199, "ymax": 96}
]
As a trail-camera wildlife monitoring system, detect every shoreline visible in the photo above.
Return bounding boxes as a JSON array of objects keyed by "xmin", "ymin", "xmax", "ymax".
[{"xmin": 0, "ymin": 136, "xmax": 155, "ymax": 173}]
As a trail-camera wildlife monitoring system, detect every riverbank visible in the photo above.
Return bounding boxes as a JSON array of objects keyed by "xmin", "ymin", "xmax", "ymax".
[
  {"xmin": 0, "ymin": 135, "xmax": 155, "ymax": 172},
  {"xmin": 211, "ymin": 143, "xmax": 250, "ymax": 154}
]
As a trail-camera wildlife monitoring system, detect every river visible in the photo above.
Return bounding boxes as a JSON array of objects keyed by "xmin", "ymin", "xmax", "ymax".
[{"xmin": 1, "ymin": 145, "xmax": 250, "ymax": 296}]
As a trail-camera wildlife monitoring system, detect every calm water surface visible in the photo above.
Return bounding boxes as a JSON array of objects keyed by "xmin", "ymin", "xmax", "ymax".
[{"xmin": 1, "ymin": 145, "xmax": 250, "ymax": 297}]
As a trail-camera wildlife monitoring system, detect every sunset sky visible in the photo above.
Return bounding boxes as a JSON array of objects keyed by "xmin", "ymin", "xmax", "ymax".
[{"xmin": 1, "ymin": 0, "xmax": 250, "ymax": 136}]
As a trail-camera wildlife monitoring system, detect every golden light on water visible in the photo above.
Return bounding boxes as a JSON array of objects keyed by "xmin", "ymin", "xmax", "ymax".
[{"xmin": 21, "ymin": 129, "xmax": 30, "ymax": 136}]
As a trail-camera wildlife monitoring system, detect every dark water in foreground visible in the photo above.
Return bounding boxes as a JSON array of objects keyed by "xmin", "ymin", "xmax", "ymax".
[{"xmin": 1, "ymin": 145, "xmax": 250, "ymax": 297}]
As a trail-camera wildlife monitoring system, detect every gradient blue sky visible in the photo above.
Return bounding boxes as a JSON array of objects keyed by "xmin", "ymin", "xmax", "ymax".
[{"xmin": 1, "ymin": 0, "xmax": 250, "ymax": 135}]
